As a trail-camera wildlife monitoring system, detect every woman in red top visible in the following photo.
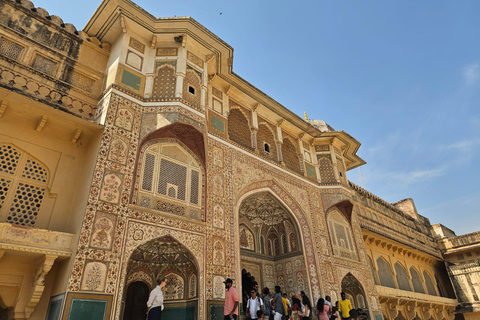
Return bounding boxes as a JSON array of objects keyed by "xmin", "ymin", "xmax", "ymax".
[
  {"xmin": 291, "ymin": 296, "xmax": 302, "ymax": 320},
  {"xmin": 316, "ymin": 298, "xmax": 330, "ymax": 320}
]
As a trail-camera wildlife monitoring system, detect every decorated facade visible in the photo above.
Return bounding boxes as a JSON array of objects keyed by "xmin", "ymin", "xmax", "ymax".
[{"xmin": 0, "ymin": 0, "xmax": 478, "ymax": 319}]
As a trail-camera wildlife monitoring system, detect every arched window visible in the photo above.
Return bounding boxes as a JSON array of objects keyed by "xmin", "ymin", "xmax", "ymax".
[
  {"xmin": 368, "ymin": 256, "xmax": 379, "ymax": 285},
  {"xmin": 228, "ymin": 107, "xmax": 251, "ymax": 150},
  {"xmin": 260, "ymin": 235, "xmax": 265, "ymax": 254},
  {"xmin": 327, "ymin": 208, "xmax": 357, "ymax": 260},
  {"xmin": 239, "ymin": 225, "xmax": 255, "ymax": 250},
  {"xmin": 164, "ymin": 273, "xmax": 185, "ymax": 300},
  {"xmin": 376, "ymin": 257, "xmax": 396, "ymax": 288},
  {"xmin": 410, "ymin": 267, "xmax": 425, "ymax": 294},
  {"xmin": 0, "ymin": 144, "xmax": 49, "ymax": 227},
  {"xmin": 423, "ymin": 271, "xmax": 437, "ymax": 296},
  {"xmin": 281, "ymin": 234, "xmax": 288, "ymax": 254},
  {"xmin": 394, "ymin": 262, "xmax": 411, "ymax": 291},
  {"xmin": 137, "ymin": 141, "xmax": 203, "ymax": 219}
]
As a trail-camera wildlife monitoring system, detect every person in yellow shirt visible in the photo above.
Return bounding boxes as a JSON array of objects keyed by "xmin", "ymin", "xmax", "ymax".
[
  {"xmin": 337, "ymin": 292, "xmax": 352, "ymax": 320},
  {"xmin": 281, "ymin": 294, "xmax": 291, "ymax": 319}
]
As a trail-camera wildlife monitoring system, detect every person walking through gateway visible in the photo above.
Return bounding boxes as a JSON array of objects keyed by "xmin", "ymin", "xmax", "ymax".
[
  {"xmin": 146, "ymin": 277, "xmax": 168, "ymax": 320},
  {"xmin": 246, "ymin": 288, "xmax": 264, "ymax": 319}
]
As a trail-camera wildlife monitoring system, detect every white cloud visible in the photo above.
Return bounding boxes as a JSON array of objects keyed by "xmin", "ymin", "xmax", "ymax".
[
  {"xmin": 444, "ymin": 139, "xmax": 480, "ymax": 151},
  {"xmin": 463, "ymin": 63, "xmax": 480, "ymax": 85},
  {"xmin": 390, "ymin": 167, "xmax": 445, "ymax": 184}
]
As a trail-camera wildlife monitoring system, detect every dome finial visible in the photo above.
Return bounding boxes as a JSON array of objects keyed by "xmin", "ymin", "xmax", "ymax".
[{"xmin": 304, "ymin": 111, "xmax": 308, "ymax": 121}]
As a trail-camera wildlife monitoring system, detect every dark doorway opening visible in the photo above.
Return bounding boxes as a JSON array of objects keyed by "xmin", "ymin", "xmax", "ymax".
[
  {"xmin": 124, "ymin": 281, "xmax": 149, "ymax": 320},
  {"xmin": 242, "ymin": 269, "xmax": 257, "ymax": 315}
]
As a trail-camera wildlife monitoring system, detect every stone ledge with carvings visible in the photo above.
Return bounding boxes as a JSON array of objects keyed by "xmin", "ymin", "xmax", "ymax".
[
  {"xmin": 439, "ymin": 231, "xmax": 480, "ymax": 251},
  {"xmin": 360, "ymin": 218, "xmax": 441, "ymax": 258},
  {"xmin": 0, "ymin": 223, "xmax": 74, "ymax": 256},
  {"xmin": 375, "ymin": 285, "xmax": 458, "ymax": 306}
]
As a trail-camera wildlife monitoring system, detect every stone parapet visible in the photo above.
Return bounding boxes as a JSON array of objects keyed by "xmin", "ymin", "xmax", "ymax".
[
  {"xmin": 0, "ymin": 222, "xmax": 73, "ymax": 256},
  {"xmin": 376, "ymin": 285, "xmax": 457, "ymax": 320},
  {"xmin": 439, "ymin": 231, "xmax": 480, "ymax": 251}
]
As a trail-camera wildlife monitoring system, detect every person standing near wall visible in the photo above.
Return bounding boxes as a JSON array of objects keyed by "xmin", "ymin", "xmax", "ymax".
[
  {"xmin": 224, "ymin": 278, "xmax": 240, "ymax": 320},
  {"xmin": 147, "ymin": 277, "xmax": 168, "ymax": 320}
]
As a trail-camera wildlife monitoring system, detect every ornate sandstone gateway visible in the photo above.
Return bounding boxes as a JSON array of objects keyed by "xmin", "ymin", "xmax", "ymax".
[{"xmin": 0, "ymin": 0, "xmax": 477, "ymax": 319}]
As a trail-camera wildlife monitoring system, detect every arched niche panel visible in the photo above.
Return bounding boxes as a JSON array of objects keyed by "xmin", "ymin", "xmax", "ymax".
[
  {"xmin": 410, "ymin": 267, "xmax": 425, "ymax": 294},
  {"xmin": 423, "ymin": 270, "xmax": 437, "ymax": 296},
  {"xmin": 327, "ymin": 208, "xmax": 357, "ymax": 260},
  {"xmin": 376, "ymin": 257, "xmax": 396, "ymax": 288},
  {"xmin": 228, "ymin": 107, "xmax": 252, "ymax": 150},
  {"xmin": 394, "ymin": 262, "xmax": 411, "ymax": 291},
  {"xmin": 239, "ymin": 224, "xmax": 255, "ymax": 250}
]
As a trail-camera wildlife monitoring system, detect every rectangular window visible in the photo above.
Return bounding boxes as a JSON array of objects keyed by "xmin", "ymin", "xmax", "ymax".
[
  {"xmin": 141, "ymin": 153, "xmax": 156, "ymax": 191},
  {"xmin": 157, "ymin": 159, "xmax": 187, "ymax": 201},
  {"xmin": 190, "ymin": 170, "xmax": 199, "ymax": 204}
]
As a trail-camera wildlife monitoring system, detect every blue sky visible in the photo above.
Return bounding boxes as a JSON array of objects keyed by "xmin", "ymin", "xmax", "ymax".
[{"xmin": 41, "ymin": 0, "xmax": 480, "ymax": 235}]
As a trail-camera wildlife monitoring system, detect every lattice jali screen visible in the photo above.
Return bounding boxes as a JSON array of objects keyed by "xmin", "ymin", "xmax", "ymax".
[
  {"xmin": 152, "ymin": 64, "xmax": 176, "ymax": 98},
  {"xmin": 190, "ymin": 170, "xmax": 199, "ymax": 204},
  {"xmin": 0, "ymin": 144, "xmax": 49, "ymax": 227},
  {"xmin": 22, "ymin": 157, "xmax": 48, "ymax": 183},
  {"xmin": 32, "ymin": 55, "xmax": 57, "ymax": 76},
  {"xmin": 137, "ymin": 142, "xmax": 203, "ymax": 220},
  {"xmin": 0, "ymin": 39, "xmax": 24, "ymax": 61},
  {"xmin": 0, "ymin": 177, "xmax": 12, "ymax": 210},
  {"xmin": 0, "ymin": 144, "xmax": 21, "ymax": 175},
  {"xmin": 141, "ymin": 153, "xmax": 156, "ymax": 191},
  {"xmin": 6, "ymin": 182, "xmax": 45, "ymax": 226},
  {"xmin": 162, "ymin": 146, "xmax": 188, "ymax": 163},
  {"xmin": 158, "ymin": 159, "xmax": 187, "ymax": 200}
]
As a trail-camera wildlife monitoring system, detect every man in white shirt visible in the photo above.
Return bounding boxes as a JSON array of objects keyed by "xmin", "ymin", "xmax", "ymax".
[
  {"xmin": 246, "ymin": 288, "xmax": 264, "ymax": 319},
  {"xmin": 147, "ymin": 277, "xmax": 168, "ymax": 320}
]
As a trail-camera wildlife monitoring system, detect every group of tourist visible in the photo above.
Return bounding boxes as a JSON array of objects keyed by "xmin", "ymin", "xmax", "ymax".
[
  {"xmin": 225, "ymin": 279, "xmax": 369, "ymax": 320},
  {"xmin": 144, "ymin": 276, "xmax": 368, "ymax": 320}
]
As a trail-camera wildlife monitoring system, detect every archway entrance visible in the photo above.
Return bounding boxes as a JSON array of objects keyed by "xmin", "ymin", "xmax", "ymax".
[
  {"xmin": 123, "ymin": 235, "xmax": 199, "ymax": 320},
  {"xmin": 341, "ymin": 273, "xmax": 368, "ymax": 314},
  {"xmin": 238, "ymin": 191, "xmax": 309, "ymax": 312}
]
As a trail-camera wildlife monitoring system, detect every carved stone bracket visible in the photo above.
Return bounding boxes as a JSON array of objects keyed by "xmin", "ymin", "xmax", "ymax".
[{"xmin": 25, "ymin": 254, "xmax": 58, "ymax": 318}]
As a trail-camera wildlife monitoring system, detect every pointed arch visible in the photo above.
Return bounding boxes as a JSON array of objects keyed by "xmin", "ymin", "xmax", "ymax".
[
  {"xmin": 239, "ymin": 224, "xmax": 255, "ymax": 250},
  {"xmin": 367, "ymin": 255, "xmax": 379, "ymax": 285},
  {"xmin": 409, "ymin": 266, "xmax": 425, "ymax": 294},
  {"xmin": 228, "ymin": 107, "xmax": 252, "ymax": 150},
  {"xmin": 152, "ymin": 63, "xmax": 176, "ymax": 98},
  {"xmin": 376, "ymin": 256, "xmax": 396, "ymax": 288},
  {"xmin": 423, "ymin": 270, "xmax": 437, "ymax": 296},
  {"xmin": 119, "ymin": 225, "xmax": 205, "ymax": 320},
  {"xmin": 326, "ymin": 206, "xmax": 357, "ymax": 260},
  {"xmin": 0, "ymin": 143, "xmax": 50, "ymax": 227},
  {"xmin": 257, "ymin": 121, "xmax": 277, "ymax": 160},
  {"xmin": 394, "ymin": 262, "xmax": 411, "ymax": 291},
  {"xmin": 282, "ymin": 136, "xmax": 301, "ymax": 173},
  {"xmin": 234, "ymin": 179, "xmax": 322, "ymax": 301}
]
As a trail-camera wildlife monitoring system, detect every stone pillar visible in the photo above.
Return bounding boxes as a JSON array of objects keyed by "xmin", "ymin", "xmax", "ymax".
[
  {"xmin": 251, "ymin": 127, "xmax": 259, "ymax": 153},
  {"xmin": 251, "ymin": 104, "xmax": 259, "ymax": 153},
  {"xmin": 277, "ymin": 141, "xmax": 284, "ymax": 165},
  {"xmin": 175, "ymin": 45, "xmax": 187, "ymax": 98}
]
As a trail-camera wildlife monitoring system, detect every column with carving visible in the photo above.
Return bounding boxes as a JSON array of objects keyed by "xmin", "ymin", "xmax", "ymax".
[
  {"xmin": 175, "ymin": 36, "xmax": 187, "ymax": 98},
  {"xmin": 251, "ymin": 104, "xmax": 259, "ymax": 153},
  {"xmin": 276, "ymin": 121, "xmax": 284, "ymax": 165}
]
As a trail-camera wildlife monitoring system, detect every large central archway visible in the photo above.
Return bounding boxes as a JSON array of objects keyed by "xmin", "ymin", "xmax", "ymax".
[
  {"xmin": 123, "ymin": 235, "xmax": 199, "ymax": 320},
  {"xmin": 237, "ymin": 191, "xmax": 309, "ymax": 312}
]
